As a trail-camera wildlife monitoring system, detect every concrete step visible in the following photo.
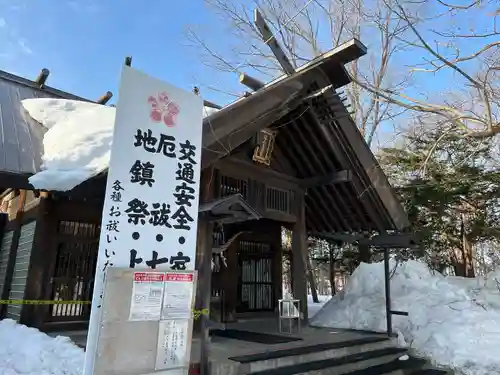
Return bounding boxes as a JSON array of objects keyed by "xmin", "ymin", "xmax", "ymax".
[
  {"xmin": 339, "ymin": 357, "xmax": 428, "ymax": 375},
  {"xmin": 248, "ymin": 347, "xmax": 409, "ymax": 375},
  {"xmin": 410, "ymin": 369, "xmax": 450, "ymax": 375},
  {"xmin": 228, "ymin": 336, "xmax": 394, "ymax": 373}
]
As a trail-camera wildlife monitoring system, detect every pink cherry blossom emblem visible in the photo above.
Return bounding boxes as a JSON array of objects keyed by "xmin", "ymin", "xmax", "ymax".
[{"xmin": 148, "ymin": 92, "xmax": 180, "ymax": 127}]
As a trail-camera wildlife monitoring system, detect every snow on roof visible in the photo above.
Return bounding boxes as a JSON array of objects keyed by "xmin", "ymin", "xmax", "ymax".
[
  {"xmin": 0, "ymin": 319, "xmax": 84, "ymax": 375},
  {"xmin": 310, "ymin": 260, "xmax": 500, "ymax": 374},
  {"xmin": 21, "ymin": 98, "xmax": 218, "ymax": 192}
]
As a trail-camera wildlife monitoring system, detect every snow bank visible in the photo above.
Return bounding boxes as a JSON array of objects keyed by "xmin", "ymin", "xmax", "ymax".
[
  {"xmin": 21, "ymin": 98, "xmax": 218, "ymax": 192},
  {"xmin": 310, "ymin": 260, "xmax": 500, "ymax": 375},
  {"xmin": 0, "ymin": 319, "xmax": 84, "ymax": 375}
]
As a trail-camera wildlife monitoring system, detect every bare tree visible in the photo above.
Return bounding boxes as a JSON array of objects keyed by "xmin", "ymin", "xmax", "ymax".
[
  {"xmin": 188, "ymin": 0, "xmax": 500, "ymax": 158},
  {"xmin": 357, "ymin": 0, "xmax": 500, "ymax": 142},
  {"xmin": 187, "ymin": 0, "xmax": 411, "ymax": 147}
]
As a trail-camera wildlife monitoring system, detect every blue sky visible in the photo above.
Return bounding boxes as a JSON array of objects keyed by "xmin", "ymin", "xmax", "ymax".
[
  {"xmin": 0, "ymin": 0, "xmax": 235, "ymax": 105},
  {"xmin": 0, "ymin": 0, "xmax": 495, "ymax": 148}
]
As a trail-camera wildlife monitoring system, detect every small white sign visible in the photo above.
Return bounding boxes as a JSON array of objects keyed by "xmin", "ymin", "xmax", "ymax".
[
  {"xmin": 129, "ymin": 272, "xmax": 165, "ymax": 321},
  {"xmin": 155, "ymin": 319, "xmax": 191, "ymax": 370},
  {"xmin": 161, "ymin": 272, "xmax": 195, "ymax": 320}
]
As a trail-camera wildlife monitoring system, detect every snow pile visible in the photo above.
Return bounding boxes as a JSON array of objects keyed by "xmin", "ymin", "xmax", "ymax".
[
  {"xmin": 0, "ymin": 319, "xmax": 84, "ymax": 375},
  {"xmin": 21, "ymin": 98, "xmax": 219, "ymax": 192},
  {"xmin": 447, "ymin": 270, "xmax": 500, "ymax": 310},
  {"xmin": 310, "ymin": 260, "xmax": 500, "ymax": 375}
]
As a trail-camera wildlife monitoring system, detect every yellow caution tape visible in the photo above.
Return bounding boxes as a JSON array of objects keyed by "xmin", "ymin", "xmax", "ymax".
[
  {"xmin": 0, "ymin": 301, "xmax": 209, "ymax": 318},
  {"xmin": 0, "ymin": 300, "xmax": 91, "ymax": 305}
]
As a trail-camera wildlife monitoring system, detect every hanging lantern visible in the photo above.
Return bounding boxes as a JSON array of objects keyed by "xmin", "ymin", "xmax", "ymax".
[{"xmin": 252, "ymin": 128, "xmax": 277, "ymax": 166}]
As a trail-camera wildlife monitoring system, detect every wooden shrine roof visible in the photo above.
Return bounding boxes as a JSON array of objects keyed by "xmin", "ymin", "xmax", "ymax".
[{"xmin": 0, "ymin": 39, "xmax": 409, "ymax": 234}]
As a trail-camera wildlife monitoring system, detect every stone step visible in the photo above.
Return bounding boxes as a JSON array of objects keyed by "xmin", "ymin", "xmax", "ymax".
[
  {"xmin": 228, "ymin": 336, "xmax": 394, "ymax": 373},
  {"xmin": 410, "ymin": 367, "xmax": 451, "ymax": 375},
  {"xmin": 248, "ymin": 347, "xmax": 409, "ymax": 375},
  {"xmin": 340, "ymin": 357, "xmax": 428, "ymax": 375}
]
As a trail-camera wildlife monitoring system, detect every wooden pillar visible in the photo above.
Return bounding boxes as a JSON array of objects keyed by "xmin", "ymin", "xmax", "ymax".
[
  {"xmin": 271, "ymin": 222, "xmax": 283, "ymax": 306},
  {"xmin": 329, "ymin": 246, "xmax": 336, "ymax": 296},
  {"xmin": 194, "ymin": 168, "xmax": 215, "ymax": 375},
  {"xmin": 274, "ymin": 241, "xmax": 283, "ymax": 304},
  {"xmin": 358, "ymin": 244, "xmax": 371, "ymax": 263},
  {"xmin": 196, "ymin": 218, "xmax": 213, "ymax": 375},
  {"xmin": 20, "ymin": 196, "xmax": 56, "ymax": 328},
  {"xmin": 291, "ymin": 191, "xmax": 308, "ymax": 322},
  {"xmin": 0, "ymin": 190, "xmax": 27, "ymax": 318},
  {"xmin": 0, "ymin": 212, "xmax": 6, "ymax": 252},
  {"xmin": 225, "ymin": 240, "xmax": 238, "ymax": 321}
]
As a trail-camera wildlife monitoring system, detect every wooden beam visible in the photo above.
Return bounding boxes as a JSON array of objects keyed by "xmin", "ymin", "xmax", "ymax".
[
  {"xmin": 254, "ymin": 9, "xmax": 295, "ymax": 75},
  {"xmin": 239, "ymin": 73, "xmax": 265, "ymax": 91},
  {"xmin": 204, "ymin": 100, "xmax": 222, "ymax": 110},
  {"xmin": 358, "ymin": 233, "xmax": 418, "ymax": 248},
  {"xmin": 310, "ymin": 232, "xmax": 364, "ymax": 244},
  {"xmin": 276, "ymin": 131, "xmax": 336, "ymax": 232},
  {"xmin": 96, "ymin": 91, "xmax": 113, "ymax": 105},
  {"xmin": 200, "ymin": 40, "xmax": 366, "ymax": 170},
  {"xmin": 215, "ymin": 158, "xmax": 300, "ymax": 193},
  {"xmin": 301, "ymin": 170, "xmax": 352, "ymax": 188},
  {"xmin": 201, "ymin": 80, "xmax": 304, "ymax": 168},
  {"xmin": 35, "ymin": 68, "xmax": 50, "ymax": 87},
  {"xmin": 39, "ymin": 191, "xmax": 50, "ymax": 199}
]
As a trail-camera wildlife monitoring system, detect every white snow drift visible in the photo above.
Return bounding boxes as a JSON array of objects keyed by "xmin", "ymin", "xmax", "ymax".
[
  {"xmin": 0, "ymin": 319, "xmax": 84, "ymax": 375},
  {"xmin": 310, "ymin": 260, "xmax": 500, "ymax": 375},
  {"xmin": 21, "ymin": 98, "xmax": 218, "ymax": 192}
]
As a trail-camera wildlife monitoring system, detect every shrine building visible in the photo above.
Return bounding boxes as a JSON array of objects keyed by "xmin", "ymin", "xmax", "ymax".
[{"xmin": 0, "ymin": 37, "xmax": 409, "ymax": 334}]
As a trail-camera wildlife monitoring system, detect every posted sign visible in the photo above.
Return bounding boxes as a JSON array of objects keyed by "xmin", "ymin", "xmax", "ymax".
[
  {"xmin": 162, "ymin": 272, "xmax": 195, "ymax": 320},
  {"xmin": 83, "ymin": 66, "xmax": 204, "ymax": 375},
  {"xmin": 129, "ymin": 272, "xmax": 165, "ymax": 321}
]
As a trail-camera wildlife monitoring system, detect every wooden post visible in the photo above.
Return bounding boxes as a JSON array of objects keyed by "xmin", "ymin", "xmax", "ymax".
[
  {"xmin": 383, "ymin": 248, "xmax": 392, "ymax": 337},
  {"xmin": 35, "ymin": 68, "xmax": 50, "ymax": 87},
  {"xmin": 195, "ymin": 168, "xmax": 215, "ymax": 375},
  {"xmin": 307, "ymin": 254, "xmax": 319, "ymax": 303},
  {"xmin": 0, "ymin": 190, "xmax": 27, "ymax": 318},
  {"xmin": 291, "ymin": 191, "xmax": 308, "ymax": 322},
  {"xmin": 239, "ymin": 73, "xmax": 265, "ymax": 91},
  {"xmin": 196, "ymin": 218, "xmax": 213, "ymax": 375},
  {"xmin": 96, "ymin": 91, "xmax": 113, "ymax": 105},
  {"xmin": 20, "ymin": 195, "xmax": 56, "ymax": 328},
  {"xmin": 226, "ymin": 239, "xmax": 238, "ymax": 321},
  {"xmin": 329, "ymin": 246, "xmax": 336, "ymax": 296},
  {"xmin": 272, "ymin": 223, "xmax": 283, "ymax": 304}
]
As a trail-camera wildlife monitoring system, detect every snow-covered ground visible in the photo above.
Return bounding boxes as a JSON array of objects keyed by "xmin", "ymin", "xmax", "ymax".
[
  {"xmin": 21, "ymin": 98, "xmax": 218, "ymax": 191},
  {"xmin": 311, "ymin": 260, "xmax": 500, "ymax": 375},
  {"xmin": 2, "ymin": 265, "xmax": 498, "ymax": 375},
  {"xmin": 307, "ymin": 294, "xmax": 330, "ymax": 318},
  {"xmin": 0, "ymin": 319, "xmax": 84, "ymax": 375}
]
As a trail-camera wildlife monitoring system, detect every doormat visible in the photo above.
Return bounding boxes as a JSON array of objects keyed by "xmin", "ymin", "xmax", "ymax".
[{"xmin": 210, "ymin": 329, "xmax": 302, "ymax": 344}]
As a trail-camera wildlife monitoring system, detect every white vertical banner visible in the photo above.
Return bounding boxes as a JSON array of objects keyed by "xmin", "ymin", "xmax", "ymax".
[{"xmin": 83, "ymin": 66, "xmax": 204, "ymax": 375}]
